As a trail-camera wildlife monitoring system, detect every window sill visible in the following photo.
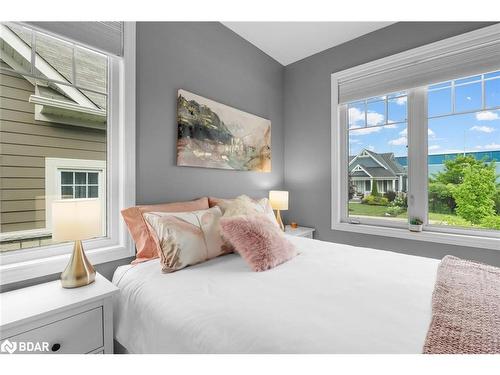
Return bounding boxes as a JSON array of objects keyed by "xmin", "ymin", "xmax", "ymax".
[
  {"xmin": 332, "ymin": 222, "xmax": 499, "ymax": 250},
  {"xmin": 0, "ymin": 228, "xmax": 52, "ymax": 242},
  {"xmin": 0, "ymin": 243, "xmax": 133, "ymax": 286}
]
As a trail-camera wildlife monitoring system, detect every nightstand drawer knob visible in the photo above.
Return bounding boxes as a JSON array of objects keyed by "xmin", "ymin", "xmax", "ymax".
[{"xmin": 51, "ymin": 343, "xmax": 61, "ymax": 352}]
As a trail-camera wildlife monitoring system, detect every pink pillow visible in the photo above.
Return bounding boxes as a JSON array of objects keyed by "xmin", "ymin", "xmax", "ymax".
[
  {"xmin": 121, "ymin": 197, "xmax": 209, "ymax": 263},
  {"xmin": 219, "ymin": 214, "xmax": 297, "ymax": 272}
]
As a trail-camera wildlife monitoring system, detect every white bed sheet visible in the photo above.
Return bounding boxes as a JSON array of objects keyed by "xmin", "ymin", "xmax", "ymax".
[{"xmin": 112, "ymin": 236, "xmax": 439, "ymax": 353}]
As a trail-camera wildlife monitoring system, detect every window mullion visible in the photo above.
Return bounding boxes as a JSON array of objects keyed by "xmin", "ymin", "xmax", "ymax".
[
  {"xmin": 407, "ymin": 87, "xmax": 428, "ymax": 225},
  {"xmin": 338, "ymin": 104, "xmax": 349, "ymax": 222}
]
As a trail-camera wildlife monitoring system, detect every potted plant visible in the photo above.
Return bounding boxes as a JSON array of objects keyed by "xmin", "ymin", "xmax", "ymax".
[{"xmin": 409, "ymin": 217, "xmax": 423, "ymax": 232}]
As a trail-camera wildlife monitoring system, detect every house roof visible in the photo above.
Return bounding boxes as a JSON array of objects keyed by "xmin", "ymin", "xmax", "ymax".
[
  {"xmin": 0, "ymin": 23, "xmax": 107, "ymax": 119},
  {"xmin": 349, "ymin": 149, "xmax": 406, "ymax": 178}
]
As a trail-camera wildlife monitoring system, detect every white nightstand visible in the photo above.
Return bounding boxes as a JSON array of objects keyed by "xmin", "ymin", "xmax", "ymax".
[
  {"xmin": 285, "ymin": 225, "xmax": 315, "ymax": 239},
  {"xmin": 0, "ymin": 273, "xmax": 118, "ymax": 354}
]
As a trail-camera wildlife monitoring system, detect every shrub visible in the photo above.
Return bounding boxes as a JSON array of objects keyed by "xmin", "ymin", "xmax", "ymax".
[
  {"xmin": 480, "ymin": 215, "xmax": 500, "ymax": 230},
  {"xmin": 348, "ymin": 177, "xmax": 356, "ymax": 200},
  {"xmin": 390, "ymin": 194, "xmax": 407, "ymax": 209},
  {"xmin": 385, "ymin": 206, "xmax": 403, "ymax": 217},
  {"xmin": 428, "ymin": 182, "xmax": 455, "ymax": 213},
  {"xmin": 452, "ymin": 164, "xmax": 496, "ymax": 224},
  {"xmin": 361, "ymin": 194, "xmax": 389, "ymax": 206},
  {"xmin": 384, "ymin": 190, "xmax": 397, "ymax": 202}
]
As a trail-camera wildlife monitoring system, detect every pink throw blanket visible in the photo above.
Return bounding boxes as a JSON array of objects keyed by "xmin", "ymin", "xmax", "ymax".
[{"xmin": 423, "ymin": 256, "xmax": 500, "ymax": 354}]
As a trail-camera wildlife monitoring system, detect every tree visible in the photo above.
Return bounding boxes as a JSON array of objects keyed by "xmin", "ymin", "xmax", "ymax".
[
  {"xmin": 370, "ymin": 180, "xmax": 379, "ymax": 197},
  {"xmin": 452, "ymin": 163, "xmax": 496, "ymax": 224},
  {"xmin": 433, "ymin": 155, "xmax": 484, "ymax": 185},
  {"xmin": 430, "ymin": 154, "xmax": 498, "ymax": 215}
]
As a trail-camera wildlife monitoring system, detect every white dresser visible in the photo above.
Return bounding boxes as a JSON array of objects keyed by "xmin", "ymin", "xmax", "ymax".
[
  {"xmin": 285, "ymin": 225, "xmax": 315, "ymax": 239},
  {"xmin": 0, "ymin": 273, "xmax": 118, "ymax": 354}
]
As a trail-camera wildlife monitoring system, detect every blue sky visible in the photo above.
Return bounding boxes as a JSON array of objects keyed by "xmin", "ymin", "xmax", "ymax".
[{"xmin": 348, "ymin": 75, "xmax": 500, "ymax": 157}]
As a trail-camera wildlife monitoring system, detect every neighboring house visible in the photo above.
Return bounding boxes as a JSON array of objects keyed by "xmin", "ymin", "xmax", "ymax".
[
  {"xmin": 0, "ymin": 24, "xmax": 107, "ymax": 251},
  {"xmin": 349, "ymin": 149, "xmax": 407, "ymax": 195}
]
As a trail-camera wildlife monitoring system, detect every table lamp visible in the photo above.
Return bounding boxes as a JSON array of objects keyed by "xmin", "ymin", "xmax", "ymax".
[
  {"xmin": 52, "ymin": 199, "xmax": 101, "ymax": 288},
  {"xmin": 269, "ymin": 190, "xmax": 288, "ymax": 231}
]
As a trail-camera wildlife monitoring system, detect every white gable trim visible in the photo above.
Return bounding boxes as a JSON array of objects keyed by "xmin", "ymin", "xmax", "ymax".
[
  {"xmin": 0, "ymin": 24, "xmax": 98, "ymax": 109},
  {"xmin": 350, "ymin": 164, "xmax": 373, "ymax": 177}
]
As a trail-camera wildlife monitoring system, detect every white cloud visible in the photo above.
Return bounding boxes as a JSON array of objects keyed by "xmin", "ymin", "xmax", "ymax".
[
  {"xmin": 475, "ymin": 111, "xmax": 500, "ymax": 121},
  {"xmin": 441, "ymin": 149, "xmax": 466, "ymax": 154},
  {"xmin": 367, "ymin": 145, "xmax": 375, "ymax": 151},
  {"xmin": 348, "ymin": 107, "xmax": 385, "ymax": 127},
  {"xmin": 429, "ymin": 145, "xmax": 441, "ymax": 151},
  {"xmin": 388, "ymin": 137, "xmax": 407, "ymax": 146},
  {"xmin": 367, "ymin": 111, "xmax": 384, "ymax": 126},
  {"xmin": 398, "ymin": 128, "xmax": 435, "ymax": 137},
  {"xmin": 395, "ymin": 96, "xmax": 407, "ymax": 105},
  {"xmin": 470, "ymin": 125, "xmax": 495, "ymax": 133},
  {"xmin": 348, "ymin": 107, "xmax": 364, "ymax": 125},
  {"xmin": 475, "ymin": 143, "xmax": 500, "ymax": 150}
]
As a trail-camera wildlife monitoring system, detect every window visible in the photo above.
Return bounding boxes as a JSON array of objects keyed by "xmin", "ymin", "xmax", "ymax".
[
  {"xmin": 332, "ymin": 24, "xmax": 500, "ymax": 250},
  {"xmin": 0, "ymin": 23, "xmax": 108, "ymax": 251},
  {"xmin": 427, "ymin": 74, "xmax": 500, "ymax": 232},
  {"xmin": 0, "ymin": 22, "xmax": 136, "ymax": 285},
  {"xmin": 61, "ymin": 172, "xmax": 99, "ymax": 199},
  {"xmin": 347, "ymin": 93, "xmax": 408, "ymax": 224},
  {"xmin": 45, "ymin": 157, "xmax": 106, "ymax": 239}
]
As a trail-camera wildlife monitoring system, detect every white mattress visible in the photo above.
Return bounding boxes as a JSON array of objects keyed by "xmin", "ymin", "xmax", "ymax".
[{"xmin": 112, "ymin": 236, "xmax": 439, "ymax": 353}]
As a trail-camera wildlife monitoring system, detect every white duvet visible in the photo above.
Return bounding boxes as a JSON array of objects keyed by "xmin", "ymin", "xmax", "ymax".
[{"xmin": 112, "ymin": 236, "xmax": 439, "ymax": 353}]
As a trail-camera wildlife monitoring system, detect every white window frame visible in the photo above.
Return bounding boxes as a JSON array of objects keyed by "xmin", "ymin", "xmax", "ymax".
[
  {"xmin": 331, "ymin": 26, "xmax": 500, "ymax": 251},
  {"xmin": 0, "ymin": 22, "xmax": 136, "ymax": 285}
]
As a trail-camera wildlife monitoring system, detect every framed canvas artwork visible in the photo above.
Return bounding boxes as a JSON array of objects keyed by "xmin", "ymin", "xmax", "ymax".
[{"xmin": 177, "ymin": 89, "xmax": 271, "ymax": 172}]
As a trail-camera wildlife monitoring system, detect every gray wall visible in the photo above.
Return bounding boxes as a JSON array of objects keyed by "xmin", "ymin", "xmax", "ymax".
[
  {"xmin": 283, "ymin": 22, "xmax": 499, "ymax": 266},
  {"xmin": 136, "ymin": 22, "xmax": 284, "ymax": 204}
]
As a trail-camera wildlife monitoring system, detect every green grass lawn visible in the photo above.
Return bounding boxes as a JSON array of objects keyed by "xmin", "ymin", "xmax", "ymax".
[
  {"xmin": 348, "ymin": 203, "xmax": 407, "ymax": 218},
  {"xmin": 348, "ymin": 202, "xmax": 475, "ymax": 227}
]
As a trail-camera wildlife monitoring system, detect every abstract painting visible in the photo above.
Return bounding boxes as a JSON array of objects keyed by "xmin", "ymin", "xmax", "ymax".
[{"xmin": 177, "ymin": 89, "xmax": 271, "ymax": 172}]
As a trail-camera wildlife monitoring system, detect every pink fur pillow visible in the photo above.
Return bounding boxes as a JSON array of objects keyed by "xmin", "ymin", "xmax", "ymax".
[{"xmin": 219, "ymin": 214, "xmax": 297, "ymax": 272}]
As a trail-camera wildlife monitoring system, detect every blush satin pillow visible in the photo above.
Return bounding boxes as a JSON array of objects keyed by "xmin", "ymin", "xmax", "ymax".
[
  {"xmin": 144, "ymin": 206, "xmax": 229, "ymax": 273},
  {"xmin": 121, "ymin": 197, "xmax": 209, "ymax": 263},
  {"xmin": 219, "ymin": 214, "xmax": 298, "ymax": 272}
]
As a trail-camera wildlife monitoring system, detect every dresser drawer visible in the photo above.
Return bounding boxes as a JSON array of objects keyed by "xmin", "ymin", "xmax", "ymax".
[{"xmin": 4, "ymin": 307, "xmax": 103, "ymax": 354}]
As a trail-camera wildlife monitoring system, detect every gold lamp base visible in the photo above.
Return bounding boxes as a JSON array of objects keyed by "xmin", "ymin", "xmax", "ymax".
[
  {"xmin": 61, "ymin": 240, "xmax": 96, "ymax": 288},
  {"xmin": 275, "ymin": 209, "xmax": 285, "ymax": 232}
]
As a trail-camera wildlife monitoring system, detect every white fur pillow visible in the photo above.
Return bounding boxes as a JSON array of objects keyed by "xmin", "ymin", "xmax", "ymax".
[{"xmin": 223, "ymin": 195, "xmax": 279, "ymax": 228}]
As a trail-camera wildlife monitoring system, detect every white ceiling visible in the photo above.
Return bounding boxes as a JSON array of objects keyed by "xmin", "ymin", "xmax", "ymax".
[{"xmin": 222, "ymin": 22, "xmax": 395, "ymax": 66}]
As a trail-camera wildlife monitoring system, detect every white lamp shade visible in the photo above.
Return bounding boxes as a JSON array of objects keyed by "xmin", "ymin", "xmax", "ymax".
[
  {"xmin": 52, "ymin": 199, "xmax": 102, "ymax": 241},
  {"xmin": 269, "ymin": 190, "xmax": 289, "ymax": 210}
]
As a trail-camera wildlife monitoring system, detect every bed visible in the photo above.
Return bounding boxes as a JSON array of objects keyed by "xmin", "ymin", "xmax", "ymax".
[{"xmin": 112, "ymin": 235, "xmax": 440, "ymax": 353}]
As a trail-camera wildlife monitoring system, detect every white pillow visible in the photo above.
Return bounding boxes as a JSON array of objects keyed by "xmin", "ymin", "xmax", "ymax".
[{"xmin": 222, "ymin": 195, "xmax": 279, "ymax": 228}]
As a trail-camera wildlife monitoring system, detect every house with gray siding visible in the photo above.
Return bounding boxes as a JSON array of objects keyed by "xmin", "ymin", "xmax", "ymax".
[{"xmin": 349, "ymin": 149, "xmax": 407, "ymax": 195}]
